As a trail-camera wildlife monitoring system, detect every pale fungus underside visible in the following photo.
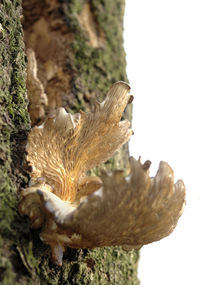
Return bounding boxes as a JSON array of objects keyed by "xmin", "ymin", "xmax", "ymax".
[{"xmin": 19, "ymin": 82, "xmax": 186, "ymax": 266}]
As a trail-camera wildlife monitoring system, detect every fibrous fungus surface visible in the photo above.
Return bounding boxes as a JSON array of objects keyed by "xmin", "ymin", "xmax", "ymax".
[{"xmin": 19, "ymin": 82, "xmax": 185, "ymax": 266}]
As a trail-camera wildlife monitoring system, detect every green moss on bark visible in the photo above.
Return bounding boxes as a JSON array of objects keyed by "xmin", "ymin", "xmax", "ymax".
[
  {"xmin": 64, "ymin": 0, "xmax": 128, "ymax": 101},
  {"xmin": 37, "ymin": 247, "xmax": 139, "ymax": 285},
  {"xmin": 0, "ymin": 0, "xmax": 31, "ymax": 283}
]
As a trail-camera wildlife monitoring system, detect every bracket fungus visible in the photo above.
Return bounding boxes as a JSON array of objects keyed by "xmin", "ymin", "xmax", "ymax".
[{"xmin": 19, "ymin": 82, "xmax": 185, "ymax": 266}]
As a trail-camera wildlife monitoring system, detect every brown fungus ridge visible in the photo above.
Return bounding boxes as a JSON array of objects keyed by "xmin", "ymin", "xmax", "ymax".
[
  {"xmin": 22, "ymin": 0, "xmax": 74, "ymax": 113},
  {"xmin": 26, "ymin": 49, "xmax": 48, "ymax": 126},
  {"xmin": 19, "ymin": 82, "xmax": 186, "ymax": 266}
]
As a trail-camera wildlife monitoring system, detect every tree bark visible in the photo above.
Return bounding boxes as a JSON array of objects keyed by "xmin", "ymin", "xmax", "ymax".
[{"xmin": 0, "ymin": 0, "xmax": 140, "ymax": 284}]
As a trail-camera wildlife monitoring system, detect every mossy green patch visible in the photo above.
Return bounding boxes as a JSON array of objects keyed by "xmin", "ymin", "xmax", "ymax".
[
  {"xmin": 64, "ymin": 0, "xmax": 128, "ymax": 105},
  {"xmin": 0, "ymin": 0, "xmax": 31, "ymax": 283},
  {"xmin": 0, "ymin": 255, "xmax": 16, "ymax": 285},
  {"xmin": 0, "ymin": 0, "xmax": 29, "ymax": 230},
  {"xmin": 38, "ymin": 246, "xmax": 139, "ymax": 285}
]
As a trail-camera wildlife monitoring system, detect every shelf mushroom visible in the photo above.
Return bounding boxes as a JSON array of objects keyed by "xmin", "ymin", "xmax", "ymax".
[{"xmin": 19, "ymin": 82, "xmax": 185, "ymax": 266}]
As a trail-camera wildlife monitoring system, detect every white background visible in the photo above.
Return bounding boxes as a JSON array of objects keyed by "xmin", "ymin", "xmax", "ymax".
[{"xmin": 124, "ymin": 1, "xmax": 200, "ymax": 284}]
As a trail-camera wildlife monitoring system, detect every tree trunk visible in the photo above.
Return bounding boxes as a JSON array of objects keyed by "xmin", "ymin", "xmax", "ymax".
[{"xmin": 0, "ymin": 0, "xmax": 139, "ymax": 284}]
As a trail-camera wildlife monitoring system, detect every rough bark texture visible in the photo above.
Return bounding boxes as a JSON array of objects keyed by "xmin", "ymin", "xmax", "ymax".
[{"xmin": 0, "ymin": 0, "xmax": 140, "ymax": 284}]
